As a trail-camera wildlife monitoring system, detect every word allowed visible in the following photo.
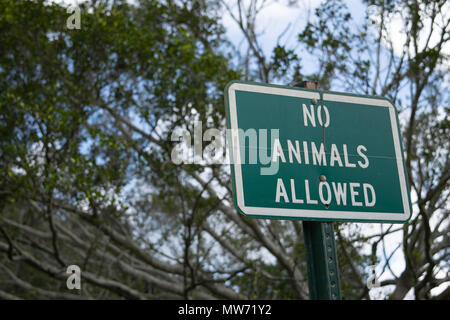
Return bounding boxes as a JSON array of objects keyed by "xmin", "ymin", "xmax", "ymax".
[{"xmin": 275, "ymin": 179, "xmax": 376, "ymax": 208}]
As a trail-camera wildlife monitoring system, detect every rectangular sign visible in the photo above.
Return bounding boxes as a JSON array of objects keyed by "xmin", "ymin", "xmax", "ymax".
[{"xmin": 225, "ymin": 81, "xmax": 412, "ymax": 223}]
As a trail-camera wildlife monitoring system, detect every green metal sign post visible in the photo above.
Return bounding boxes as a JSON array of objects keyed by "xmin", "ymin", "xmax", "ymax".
[
  {"xmin": 303, "ymin": 221, "xmax": 341, "ymax": 299},
  {"xmin": 296, "ymin": 81, "xmax": 341, "ymax": 300},
  {"xmin": 224, "ymin": 80, "xmax": 412, "ymax": 299}
]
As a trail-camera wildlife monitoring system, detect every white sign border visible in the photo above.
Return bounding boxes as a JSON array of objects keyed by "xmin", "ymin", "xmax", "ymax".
[{"xmin": 227, "ymin": 82, "xmax": 411, "ymax": 222}]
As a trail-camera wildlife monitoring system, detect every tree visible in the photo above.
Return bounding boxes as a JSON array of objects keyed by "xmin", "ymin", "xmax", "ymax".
[
  {"xmin": 0, "ymin": 0, "xmax": 448, "ymax": 300},
  {"xmin": 0, "ymin": 0, "xmax": 242, "ymax": 299}
]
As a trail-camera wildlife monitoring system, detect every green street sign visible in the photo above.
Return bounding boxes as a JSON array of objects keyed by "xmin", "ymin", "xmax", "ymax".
[{"xmin": 225, "ymin": 81, "xmax": 412, "ymax": 223}]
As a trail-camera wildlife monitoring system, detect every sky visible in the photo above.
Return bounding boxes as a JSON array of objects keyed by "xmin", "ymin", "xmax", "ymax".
[
  {"xmin": 220, "ymin": 0, "xmax": 449, "ymax": 81},
  {"xmin": 220, "ymin": 0, "xmax": 367, "ymax": 80}
]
